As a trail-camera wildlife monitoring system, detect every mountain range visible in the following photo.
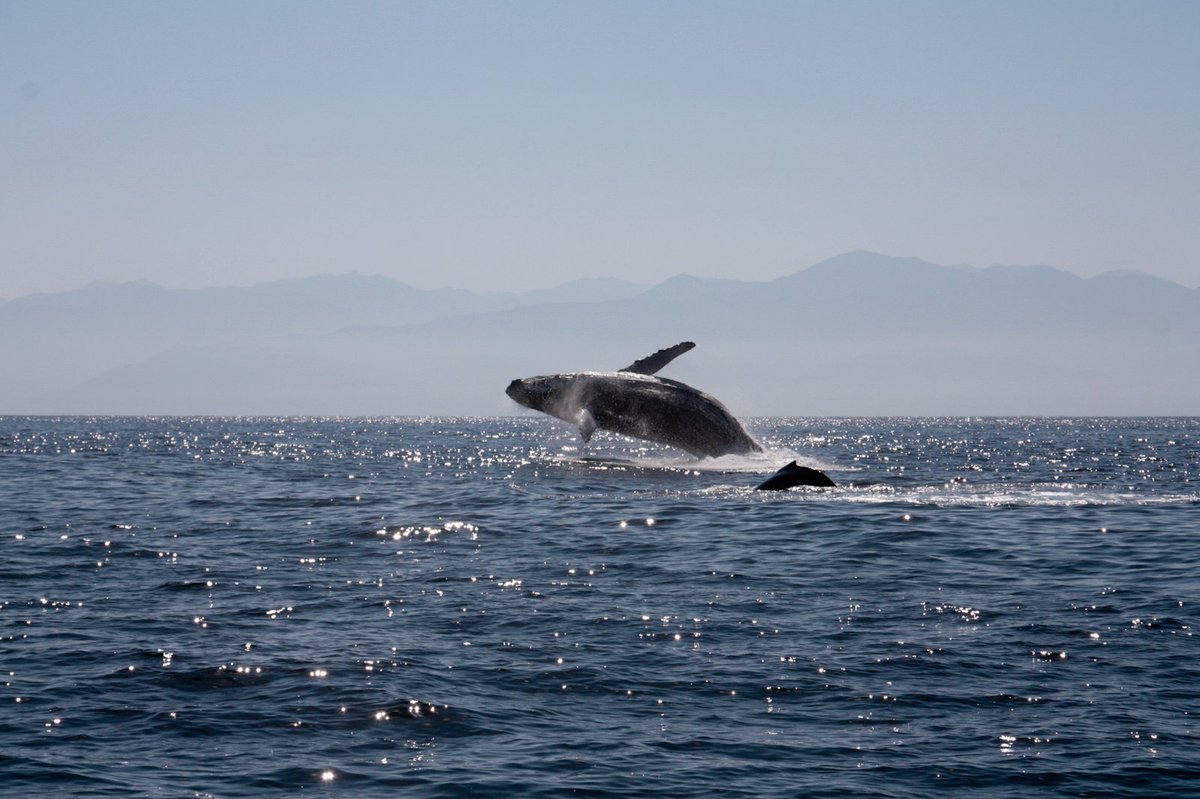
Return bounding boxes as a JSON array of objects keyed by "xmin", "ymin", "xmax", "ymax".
[{"xmin": 3, "ymin": 251, "xmax": 1197, "ymax": 416}]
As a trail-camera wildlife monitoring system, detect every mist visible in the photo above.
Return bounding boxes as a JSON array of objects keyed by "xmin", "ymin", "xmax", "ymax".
[{"xmin": 2, "ymin": 252, "xmax": 1196, "ymax": 417}]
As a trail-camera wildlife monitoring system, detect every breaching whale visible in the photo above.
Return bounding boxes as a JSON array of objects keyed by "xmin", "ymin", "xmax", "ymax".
[{"xmin": 505, "ymin": 342, "xmax": 762, "ymax": 458}]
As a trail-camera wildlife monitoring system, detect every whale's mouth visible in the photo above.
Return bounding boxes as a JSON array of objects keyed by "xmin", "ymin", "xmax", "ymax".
[{"xmin": 506, "ymin": 378, "xmax": 538, "ymax": 408}]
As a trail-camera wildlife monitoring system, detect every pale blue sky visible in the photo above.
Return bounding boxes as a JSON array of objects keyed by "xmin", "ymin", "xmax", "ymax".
[{"xmin": 4, "ymin": 0, "xmax": 1198, "ymax": 298}]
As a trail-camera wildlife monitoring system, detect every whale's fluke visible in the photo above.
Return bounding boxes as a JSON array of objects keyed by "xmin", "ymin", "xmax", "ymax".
[{"xmin": 619, "ymin": 341, "xmax": 696, "ymax": 375}]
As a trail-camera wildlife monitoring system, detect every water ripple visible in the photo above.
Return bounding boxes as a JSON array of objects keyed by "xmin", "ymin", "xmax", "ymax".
[{"xmin": 0, "ymin": 416, "xmax": 1197, "ymax": 797}]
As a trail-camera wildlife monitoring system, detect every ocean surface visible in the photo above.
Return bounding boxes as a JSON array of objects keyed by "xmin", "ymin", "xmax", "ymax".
[{"xmin": 1, "ymin": 415, "xmax": 1198, "ymax": 798}]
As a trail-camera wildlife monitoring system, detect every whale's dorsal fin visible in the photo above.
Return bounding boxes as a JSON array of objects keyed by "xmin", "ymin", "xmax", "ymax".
[{"xmin": 619, "ymin": 341, "xmax": 696, "ymax": 375}]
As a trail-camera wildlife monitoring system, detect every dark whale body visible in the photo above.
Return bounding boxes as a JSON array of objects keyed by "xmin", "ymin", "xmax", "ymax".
[
  {"xmin": 755, "ymin": 460, "xmax": 836, "ymax": 490},
  {"xmin": 505, "ymin": 342, "xmax": 761, "ymax": 459}
]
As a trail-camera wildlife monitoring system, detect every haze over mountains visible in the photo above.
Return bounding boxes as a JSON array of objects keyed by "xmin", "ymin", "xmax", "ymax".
[{"xmin": 3, "ymin": 251, "xmax": 1197, "ymax": 417}]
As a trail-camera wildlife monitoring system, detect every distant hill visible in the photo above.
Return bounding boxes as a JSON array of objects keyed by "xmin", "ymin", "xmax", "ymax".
[{"xmin": 2, "ymin": 253, "xmax": 1196, "ymax": 416}]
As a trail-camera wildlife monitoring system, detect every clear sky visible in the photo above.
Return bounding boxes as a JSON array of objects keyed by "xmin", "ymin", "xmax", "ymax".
[{"xmin": 4, "ymin": 0, "xmax": 1198, "ymax": 299}]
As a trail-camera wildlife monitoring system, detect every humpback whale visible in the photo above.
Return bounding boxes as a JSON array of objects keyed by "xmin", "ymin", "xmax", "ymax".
[
  {"xmin": 506, "ymin": 342, "xmax": 762, "ymax": 458},
  {"xmin": 755, "ymin": 460, "xmax": 836, "ymax": 490}
]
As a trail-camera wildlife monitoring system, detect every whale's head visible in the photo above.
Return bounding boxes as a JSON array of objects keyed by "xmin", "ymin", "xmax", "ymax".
[
  {"xmin": 508, "ymin": 374, "xmax": 559, "ymax": 410},
  {"xmin": 506, "ymin": 374, "xmax": 577, "ymax": 416}
]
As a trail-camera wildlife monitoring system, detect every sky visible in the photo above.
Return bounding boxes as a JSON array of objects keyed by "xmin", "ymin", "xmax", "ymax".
[{"xmin": 4, "ymin": 0, "xmax": 1199, "ymax": 300}]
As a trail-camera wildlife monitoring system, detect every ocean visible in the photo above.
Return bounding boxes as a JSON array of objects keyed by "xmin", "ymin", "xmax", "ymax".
[{"xmin": 1, "ymin": 415, "xmax": 1197, "ymax": 798}]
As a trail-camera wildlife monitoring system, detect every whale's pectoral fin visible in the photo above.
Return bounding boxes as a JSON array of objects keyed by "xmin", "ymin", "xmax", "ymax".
[
  {"xmin": 578, "ymin": 408, "xmax": 597, "ymax": 442},
  {"xmin": 619, "ymin": 341, "xmax": 696, "ymax": 375}
]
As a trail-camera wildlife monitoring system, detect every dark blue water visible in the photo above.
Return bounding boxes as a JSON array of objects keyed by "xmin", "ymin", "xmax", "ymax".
[{"xmin": 1, "ymin": 416, "xmax": 1198, "ymax": 797}]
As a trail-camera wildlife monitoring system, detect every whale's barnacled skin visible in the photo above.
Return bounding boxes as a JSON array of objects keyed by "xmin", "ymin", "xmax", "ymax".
[{"xmin": 505, "ymin": 343, "xmax": 761, "ymax": 459}]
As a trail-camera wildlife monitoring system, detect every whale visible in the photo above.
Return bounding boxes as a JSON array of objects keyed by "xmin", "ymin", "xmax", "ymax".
[
  {"xmin": 505, "ymin": 342, "xmax": 762, "ymax": 458},
  {"xmin": 755, "ymin": 460, "xmax": 836, "ymax": 490}
]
